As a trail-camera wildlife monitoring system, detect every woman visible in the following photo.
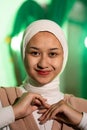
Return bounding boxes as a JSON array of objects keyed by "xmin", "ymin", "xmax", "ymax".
[{"xmin": 0, "ymin": 19, "xmax": 87, "ymax": 130}]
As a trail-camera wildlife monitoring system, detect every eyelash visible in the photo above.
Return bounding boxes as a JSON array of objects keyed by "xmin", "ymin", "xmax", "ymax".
[
  {"xmin": 48, "ymin": 52, "xmax": 58, "ymax": 57},
  {"xmin": 30, "ymin": 51, "xmax": 40, "ymax": 56},
  {"xmin": 30, "ymin": 52, "xmax": 58, "ymax": 57}
]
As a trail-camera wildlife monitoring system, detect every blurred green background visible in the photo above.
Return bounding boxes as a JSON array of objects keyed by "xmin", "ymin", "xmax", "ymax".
[{"xmin": 0, "ymin": 0, "xmax": 87, "ymax": 98}]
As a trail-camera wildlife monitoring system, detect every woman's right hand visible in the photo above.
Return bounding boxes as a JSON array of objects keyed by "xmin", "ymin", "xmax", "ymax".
[{"xmin": 13, "ymin": 92, "xmax": 49, "ymax": 120}]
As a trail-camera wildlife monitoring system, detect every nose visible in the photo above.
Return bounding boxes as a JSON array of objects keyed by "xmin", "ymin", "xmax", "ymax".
[{"xmin": 37, "ymin": 55, "xmax": 48, "ymax": 69}]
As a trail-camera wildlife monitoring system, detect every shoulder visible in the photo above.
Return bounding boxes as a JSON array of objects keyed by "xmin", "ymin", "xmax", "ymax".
[
  {"xmin": 64, "ymin": 94, "xmax": 87, "ymax": 112},
  {"xmin": 0, "ymin": 87, "xmax": 22, "ymax": 96},
  {"xmin": 0, "ymin": 87, "xmax": 22, "ymax": 106}
]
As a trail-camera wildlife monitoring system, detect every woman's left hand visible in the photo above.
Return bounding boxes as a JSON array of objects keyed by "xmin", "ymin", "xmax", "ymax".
[{"xmin": 38, "ymin": 100, "xmax": 82, "ymax": 127}]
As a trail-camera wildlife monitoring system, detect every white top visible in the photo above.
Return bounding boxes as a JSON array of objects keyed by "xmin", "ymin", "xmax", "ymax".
[
  {"xmin": 78, "ymin": 112, "xmax": 87, "ymax": 130},
  {"xmin": 0, "ymin": 86, "xmax": 87, "ymax": 130}
]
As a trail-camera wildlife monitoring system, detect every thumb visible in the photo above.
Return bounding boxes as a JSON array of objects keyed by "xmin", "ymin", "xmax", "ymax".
[{"xmin": 32, "ymin": 106, "xmax": 38, "ymax": 112}]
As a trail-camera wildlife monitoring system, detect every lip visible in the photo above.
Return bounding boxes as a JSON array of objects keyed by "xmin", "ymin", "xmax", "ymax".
[{"xmin": 36, "ymin": 70, "xmax": 51, "ymax": 75}]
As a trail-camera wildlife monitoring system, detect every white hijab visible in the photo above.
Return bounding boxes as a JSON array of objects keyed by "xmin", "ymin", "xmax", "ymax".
[
  {"xmin": 22, "ymin": 19, "xmax": 68, "ymax": 72},
  {"xmin": 21, "ymin": 19, "xmax": 68, "ymax": 129},
  {"xmin": 21, "ymin": 19, "xmax": 68, "ymax": 95},
  {"xmin": 21, "ymin": 19, "xmax": 68, "ymax": 97}
]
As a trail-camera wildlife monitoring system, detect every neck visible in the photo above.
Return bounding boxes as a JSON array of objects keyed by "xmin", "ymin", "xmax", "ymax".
[{"xmin": 23, "ymin": 76, "xmax": 64, "ymax": 104}]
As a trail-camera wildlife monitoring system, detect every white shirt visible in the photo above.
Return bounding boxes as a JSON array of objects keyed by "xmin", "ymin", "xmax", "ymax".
[{"xmin": 0, "ymin": 101, "xmax": 14, "ymax": 130}]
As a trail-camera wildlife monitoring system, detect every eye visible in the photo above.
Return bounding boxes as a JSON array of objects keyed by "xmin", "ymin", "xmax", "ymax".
[
  {"xmin": 30, "ymin": 51, "xmax": 40, "ymax": 57},
  {"xmin": 49, "ymin": 52, "xmax": 58, "ymax": 58}
]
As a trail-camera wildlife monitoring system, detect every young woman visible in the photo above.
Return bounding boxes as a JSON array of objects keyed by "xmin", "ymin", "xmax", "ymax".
[{"xmin": 0, "ymin": 19, "xmax": 87, "ymax": 130}]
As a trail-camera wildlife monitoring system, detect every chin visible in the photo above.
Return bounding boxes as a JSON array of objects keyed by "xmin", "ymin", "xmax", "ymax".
[{"xmin": 30, "ymin": 76, "xmax": 54, "ymax": 86}]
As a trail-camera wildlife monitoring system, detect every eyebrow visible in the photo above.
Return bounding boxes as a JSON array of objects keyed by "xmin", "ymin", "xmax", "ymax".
[
  {"xmin": 29, "ymin": 47, "xmax": 39, "ymax": 50},
  {"xmin": 29, "ymin": 46, "xmax": 59, "ymax": 50}
]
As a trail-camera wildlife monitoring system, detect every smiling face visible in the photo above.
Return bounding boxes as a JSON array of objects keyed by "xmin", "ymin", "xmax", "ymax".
[{"xmin": 24, "ymin": 31, "xmax": 64, "ymax": 86}]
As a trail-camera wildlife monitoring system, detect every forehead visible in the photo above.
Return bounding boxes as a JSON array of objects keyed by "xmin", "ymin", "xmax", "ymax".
[
  {"xmin": 27, "ymin": 31, "xmax": 62, "ymax": 48},
  {"xmin": 29, "ymin": 31, "xmax": 59, "ymax": 41}
]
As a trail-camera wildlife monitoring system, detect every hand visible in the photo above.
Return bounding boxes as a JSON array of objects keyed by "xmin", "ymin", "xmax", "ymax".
[
  {"xmin": 38, "ymin": 100, "xmax": 83, "ymax": 127},
  {"xmin": 13, "ymin": 92, "xmax": 49, "ymax": 119}
]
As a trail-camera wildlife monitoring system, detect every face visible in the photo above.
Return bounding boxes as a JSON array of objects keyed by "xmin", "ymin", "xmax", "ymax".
[{"xmin": 24, "ymin": 31, "xmax": 63, "ymax": 86}]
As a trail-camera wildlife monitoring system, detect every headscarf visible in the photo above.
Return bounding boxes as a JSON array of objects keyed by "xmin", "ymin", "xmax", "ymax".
[
  {"xmin": 21, "ymin": 19, "xmax": 68, "ymax": 129},
  {"xmin": 21, "ymin": 19, "xmax": 68, "ymax": 74}
]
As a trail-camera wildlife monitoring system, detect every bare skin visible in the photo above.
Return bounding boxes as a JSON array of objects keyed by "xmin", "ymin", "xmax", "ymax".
[
  {"xmin": 13, "ymin": 31, "xmax": 82, "ymax": 127},
  {"xmin": 24, "ymin": 31, "xmax": 63, "ymax": 86},
  {"xmin": 13, "ymin": 93, "xmax": 82, "ymax": 128},
  {"xmin": 38, "ymin": 100, "xmax": 83, "ymax": 128},
  {"xmin": 13, "ymin": 31, "xmax": 64, "ymax": 120},
  {"xmin": 13, "ymin": 92, "xmax": 49, "ymax": 120}
]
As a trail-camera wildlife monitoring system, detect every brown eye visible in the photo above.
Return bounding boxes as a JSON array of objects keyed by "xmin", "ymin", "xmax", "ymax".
[
  {"xmin": 49, "ymin": 52, "xmax": 58, "ymax": 57},
  {"xmin": 31, "ymin": 51, "xmax": 40, "ymax": 57}
]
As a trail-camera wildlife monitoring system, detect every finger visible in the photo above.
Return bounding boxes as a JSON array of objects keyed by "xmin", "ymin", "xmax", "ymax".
[
  {"xmin": 36, "ymin": 97, "xmax": 49, "ymax": 109},
  {"xmin": 49, "ymin": 107, "xmax": 61, "ymax": 119},
  {"xmin": 38, "ymin": 110, "xmax": 49, "ymax": 123},
  {"xmin": 31, "ymin": 98, "xmax": 41, "ymax": 106},
  {"xmin": 38, "ymin": 108, "xmax": 47, "ymax": 114},
  {"xmin": 38, "ymin": 105, "xmax": 55, "ymax": 123},
  {"xmin": 32, "ymin": 105, "xmax": 38, "ymax": 111},
  {"xmin": 38, "ymin": 104, "xmax": 60, "ymax": 123},
  {"xmin": 33, "ymin": 94, "xmax": 46, "ymax": 103},
  {"xmin": 32, "ymin": 96, "xmax": 50, "ymax": 109}
]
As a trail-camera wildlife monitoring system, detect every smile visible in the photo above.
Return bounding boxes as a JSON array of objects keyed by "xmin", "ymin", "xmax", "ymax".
[{"xmin": 36, "ymin": 70, "xmax": 51, "ymax": 75}]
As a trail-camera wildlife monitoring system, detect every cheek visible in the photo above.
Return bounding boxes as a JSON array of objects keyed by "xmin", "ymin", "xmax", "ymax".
[
  {"xmin": 53, "ymin": 57, "xmax": 63, "ymax": 71},
  {"xmin": 24, "ymin": 56, "xmax": 37, "ymax": 70}
]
